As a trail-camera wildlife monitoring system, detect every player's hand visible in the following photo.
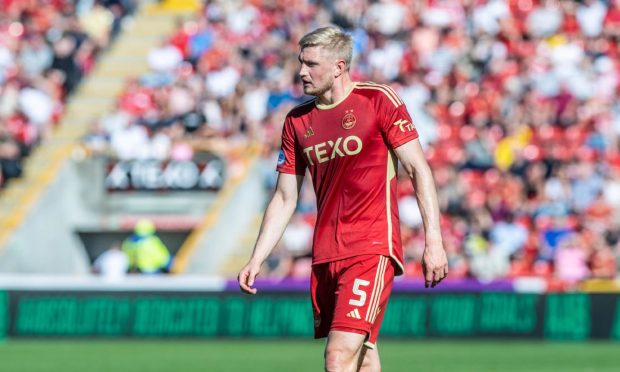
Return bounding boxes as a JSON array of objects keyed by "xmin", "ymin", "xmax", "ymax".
[
  {"xmin": 422, "ymin": 239, "xmax": 448, "ymax": 288},
  {"xmin": 238, "ymin": 260, "xmax": 261, "ymax": 295}
]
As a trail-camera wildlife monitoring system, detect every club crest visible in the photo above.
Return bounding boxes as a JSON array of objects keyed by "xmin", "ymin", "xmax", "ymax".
[{"xmin": 342, "ymin": 110, "xmax": 356, "ymax": 129}]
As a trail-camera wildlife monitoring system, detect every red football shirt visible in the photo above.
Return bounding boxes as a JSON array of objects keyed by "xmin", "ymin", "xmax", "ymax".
[{"xmin": 276, "ymin": 82, "xmax": 419, "ymax": 275}]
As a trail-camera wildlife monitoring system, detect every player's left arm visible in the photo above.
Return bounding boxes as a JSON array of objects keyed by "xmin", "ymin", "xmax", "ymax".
[{"xmin": 394, "ymin": 139, "xmax": 448, "ymax": 288}]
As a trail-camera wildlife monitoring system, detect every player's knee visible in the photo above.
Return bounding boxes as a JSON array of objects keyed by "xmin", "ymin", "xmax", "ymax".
[{"xmin": 324, "ymin": 345, "xmax": 358, "ymax": 372}]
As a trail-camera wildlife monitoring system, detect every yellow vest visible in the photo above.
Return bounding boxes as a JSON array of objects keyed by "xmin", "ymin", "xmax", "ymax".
[{"xmin": 122, "ymin": 235, "xmax": 170, "ymax": 273}]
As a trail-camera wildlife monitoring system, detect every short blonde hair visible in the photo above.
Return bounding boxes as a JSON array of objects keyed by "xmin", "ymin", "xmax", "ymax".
[{"xmin": 299, "ymin": 26, "xmax": 353, "ymax": 69}]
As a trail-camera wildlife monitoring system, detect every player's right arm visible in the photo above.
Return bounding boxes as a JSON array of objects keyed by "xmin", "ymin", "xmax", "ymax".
[{"xmin": 238, "ymin": 172, "xmax": 304, "ymax": 294}]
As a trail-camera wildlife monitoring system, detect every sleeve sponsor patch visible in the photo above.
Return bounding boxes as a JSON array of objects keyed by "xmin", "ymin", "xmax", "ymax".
[
  {"xmin": 393, "ymin": 118, "xmax": 416, "ymax": 132},
  {"xmin": 277, "ymin": 150, "xmax": 286, "ymax": 166}
]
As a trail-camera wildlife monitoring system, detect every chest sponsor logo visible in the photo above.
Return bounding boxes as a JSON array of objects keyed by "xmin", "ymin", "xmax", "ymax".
[
  {"xmin": 342, "ymin": 110, "xmax": 356, "ymax": 130},
  {"xmin": 303, "ymin": 135, "xmax": 362, "ymax": 165},
  {"xmin": 393, "ymin": 118, "xmax": 415, "ymax": 132}
]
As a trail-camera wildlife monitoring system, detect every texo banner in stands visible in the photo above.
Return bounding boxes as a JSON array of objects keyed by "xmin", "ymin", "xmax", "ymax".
[
  {"xmin": 105, "ymin": 156, "xmax": 225, "ymax": 192},
  {"xmin": 3, "ymin": 291, "xmax": 620, "ymax": 340}
]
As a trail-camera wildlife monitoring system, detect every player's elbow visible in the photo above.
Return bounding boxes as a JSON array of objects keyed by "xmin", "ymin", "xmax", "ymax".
[
  {"xmin": 280, "ymin": 190, "xmax": 299, "ymax": 208},
  {"xmin": 273, "ymin": 189, "xmax": 298, "ymax": 213},
  {"xmin": 282, "ymin": 197, "xmax": 298, "ymax": 216},
  {"xmin": 409, "ymin": 158, "xmax": 434, "ymax": 181}
]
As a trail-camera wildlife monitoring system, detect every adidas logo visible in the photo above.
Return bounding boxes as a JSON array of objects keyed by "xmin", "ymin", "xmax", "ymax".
[
  {"xmin": 346, "ymin": 308, "xmax": 361, "ymax": 319},
  {"xmin": 304, "ymin": 127, "xmax": 315, "ymax": 138}
]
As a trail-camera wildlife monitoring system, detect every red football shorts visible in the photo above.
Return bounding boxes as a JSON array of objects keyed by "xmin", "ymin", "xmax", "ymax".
[{"xmin": 311, "ymin": 254, "xmax": 395, "ymax": 349}]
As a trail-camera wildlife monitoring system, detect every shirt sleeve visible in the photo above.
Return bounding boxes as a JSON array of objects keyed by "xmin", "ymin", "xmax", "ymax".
[
  {"xmin": 377, "ymin": 90, "xmax": 419, "ymax": 149},
  {"xmin": 276, "ymin": 116, "xmax": 307, "ymax": 175}
]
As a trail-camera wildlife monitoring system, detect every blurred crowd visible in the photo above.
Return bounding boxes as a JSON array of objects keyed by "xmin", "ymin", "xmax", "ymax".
[
  {"xmin": 0, "ymin": 0, "xmax": 134, "ymax": 187},
  {"xmin": 83, "ymin": 0, "xmax": 620, "ymax": 285}
]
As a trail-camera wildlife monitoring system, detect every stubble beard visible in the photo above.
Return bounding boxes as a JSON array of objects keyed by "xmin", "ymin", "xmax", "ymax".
[{"xmin": 303, "ymin": 78, "xmax": 332, "ymax": 97}]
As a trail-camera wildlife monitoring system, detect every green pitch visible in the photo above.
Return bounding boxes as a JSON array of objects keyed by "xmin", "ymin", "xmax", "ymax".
[{"xmin": 0, "ymin": 339, "xmax": 617, "ymax": 372}]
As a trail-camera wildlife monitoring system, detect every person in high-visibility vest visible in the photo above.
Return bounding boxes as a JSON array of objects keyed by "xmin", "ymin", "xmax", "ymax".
[{"xmin": 122, "ymin": 219, "xmax": 171, "ymax": 274}]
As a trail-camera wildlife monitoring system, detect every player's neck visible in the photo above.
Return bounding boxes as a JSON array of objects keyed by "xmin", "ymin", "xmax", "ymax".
[{"xmin": 317, "ymin": 75, "xmax": 354, "ymax": 106}]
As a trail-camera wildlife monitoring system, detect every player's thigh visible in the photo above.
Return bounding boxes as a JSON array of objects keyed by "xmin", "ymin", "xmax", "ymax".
[{"xmin": 332, "ymin": 255, "xmax": 392, "ymax": 337}]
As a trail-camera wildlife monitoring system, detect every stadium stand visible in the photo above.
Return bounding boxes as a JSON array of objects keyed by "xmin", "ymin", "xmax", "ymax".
[
  {"xmin": 0, "ymin": 0, "xmax": 135, "ymax": 188},
  {"xmin": 3, "ymin": 0, "xmax": 619, "ymax": 287},
  {"xmin": 0, "ymin": 0, "xmax": 204, "ymax": 266},
  {"xmin": 78, "ymin": 0, "xmax": 620, "ymax": 286}
]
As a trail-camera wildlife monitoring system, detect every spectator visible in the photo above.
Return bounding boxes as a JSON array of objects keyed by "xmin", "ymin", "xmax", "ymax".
[
  {"xmin": 19, "ymin": 33, "xmax": 53, "ymax": 77},
  {"xmin": 577, "ymin": 0, "xmax": 607, "ymax": 37},
  {"xmin": 122, "ymin": 219, "xmax": 171, "ymax": 274},
  {"xmin": 93, "ymin": 242, "xmax": 129, "ymax": 281},
  {"xmin": 0, "ymin": 133, "xmax": 22, "ymax": 185},
  {"xmin": 589, "ymin": 245, "xmax": 617, "ymax": 279},
  {"xmin": 78, "ymin": 1, "xmax": 115, "ymax": 48},
  {"xmin": 554, "ymin": 234, "xmax": 590, "ymax": 284},
  {"xmin": 147, "ymin": 40, "xmax": 183, "ymax": 73},
  {"xmin": 489, "ymin": 213, "xmax": 528, "ymax": 258}
]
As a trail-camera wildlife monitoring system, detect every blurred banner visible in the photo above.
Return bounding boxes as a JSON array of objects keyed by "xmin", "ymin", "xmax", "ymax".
[
  {"xmin": 105, "ymin": 155, "xmax": 225, "ymax": 192},
  {"xmin": 2, "ymin": 285, "xmax": 620, "ymax": 341}
]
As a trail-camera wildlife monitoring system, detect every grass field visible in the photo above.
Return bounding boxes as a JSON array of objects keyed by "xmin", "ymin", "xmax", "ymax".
[{"xmin": 0, "ymin": 339, "xmax": 617, "ymax": 372}]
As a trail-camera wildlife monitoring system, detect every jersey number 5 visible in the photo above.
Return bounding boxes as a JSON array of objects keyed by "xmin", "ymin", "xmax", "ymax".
[{"xmin": 349, "ymin": 279, "xmax": 370, "ymax": 307}]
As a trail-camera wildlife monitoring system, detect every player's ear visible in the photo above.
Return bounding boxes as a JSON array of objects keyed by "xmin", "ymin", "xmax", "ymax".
[{"xmin": 334, "ymin": 59, "xmax": 346, "ymax": 78}]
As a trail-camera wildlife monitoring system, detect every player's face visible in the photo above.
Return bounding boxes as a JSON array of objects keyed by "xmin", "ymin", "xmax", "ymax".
[{"xmin": 298, "ymin": 46, "xmax": 335, "ymax": 97}]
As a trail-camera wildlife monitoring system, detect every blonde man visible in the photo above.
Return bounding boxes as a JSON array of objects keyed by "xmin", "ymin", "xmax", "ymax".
[{"xmin": 239, "ymin": 26, "xmax": 447, "ymax": 372}]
